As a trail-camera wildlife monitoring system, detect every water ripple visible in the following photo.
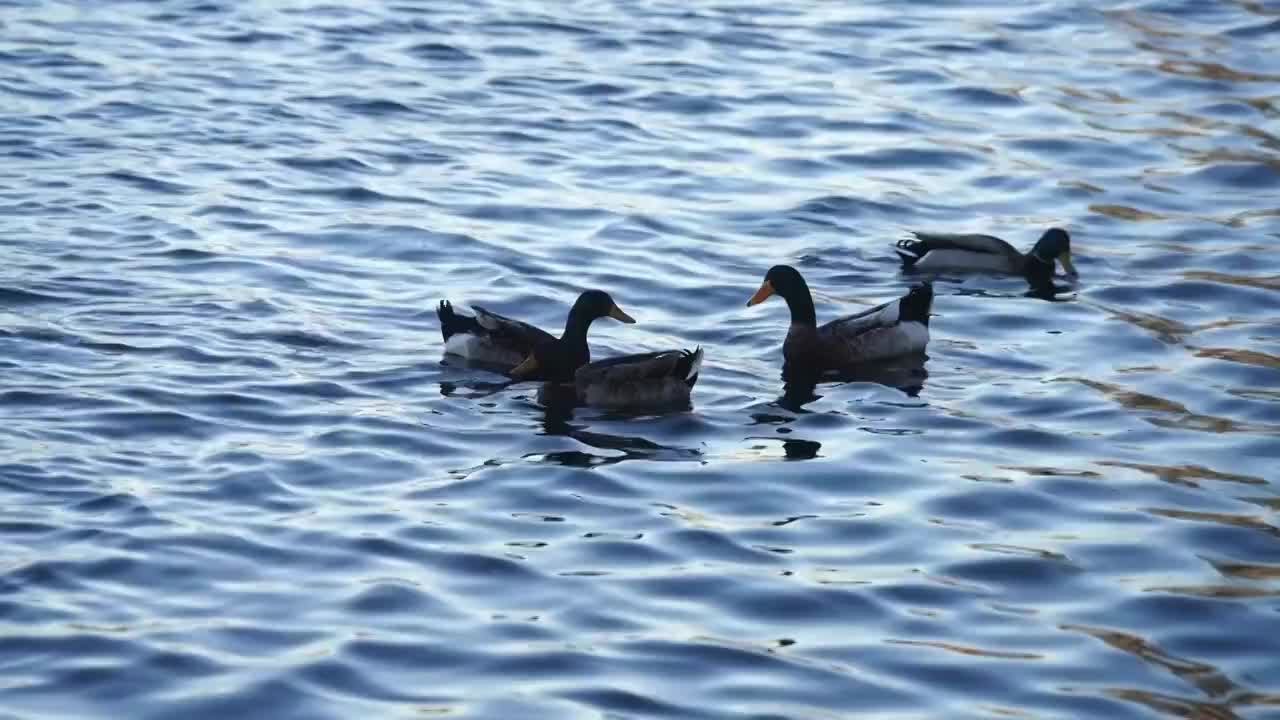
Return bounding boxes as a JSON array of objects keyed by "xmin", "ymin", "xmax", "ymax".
[{"xmin": 2, "ymin": 0, "xmax": 1279, "ymax": 718}]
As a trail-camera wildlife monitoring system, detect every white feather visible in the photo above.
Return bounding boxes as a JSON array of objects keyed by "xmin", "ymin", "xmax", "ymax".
[
  {"xmin": 443, "ymin": 334, "xmax": 524, "ymax": 366},
  {"xmin": 914, "ymin": 249, "xmax": 1011, "ymax": 272},
  {"xmin": 685, "ymin": 349, "xmax": 703, "ymax": 380}
]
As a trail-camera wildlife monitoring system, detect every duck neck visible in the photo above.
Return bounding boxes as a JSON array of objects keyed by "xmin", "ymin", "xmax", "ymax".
[
  {"xmin": 782, "ymin": 287, "xmax": 817, "ymax": 327},
  {"xmin": 1022, "ymin": 255, "xmax": 1053, "ymax": 286},
  {"xmin": 560, "ymin": 308, "xmax": 595, "ymax": 348}
]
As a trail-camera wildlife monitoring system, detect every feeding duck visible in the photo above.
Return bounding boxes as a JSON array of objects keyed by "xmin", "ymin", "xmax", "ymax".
[
  {"xmin": 747, "ymin": 265, "xmax": 932, "ymax": 378},
  {"xmin": 895, "ymin": 227, "xmax": 1077, "ymax": 285},
  {"xmin": 509, "ymin": 303, "xmax": 703, "ymax": 410},
  {"xmin": 437, "ymin": 290, "xmax": 634, "ymax": 373}
]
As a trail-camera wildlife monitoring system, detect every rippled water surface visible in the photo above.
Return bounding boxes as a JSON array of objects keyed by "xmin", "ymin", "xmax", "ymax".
[{"xmin": 3, "ymin": 0, "xmax": 1279, "ymax": 717}]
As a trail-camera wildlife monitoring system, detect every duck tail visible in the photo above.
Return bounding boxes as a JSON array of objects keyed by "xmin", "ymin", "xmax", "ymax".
[
  {"xmin": 437, "ymin": 300, "xmax": 480, "ymax": 342},
  {"xmin": 682, "ymin": 347, "xmax": 704, "ymax": 387},
  {"xmin": 897, "ymin": 282, "xmax": 934, "ymax": 325},
  {"xmin": 894, "ymin": 237, "xmax": 926, "ymax": 268}
]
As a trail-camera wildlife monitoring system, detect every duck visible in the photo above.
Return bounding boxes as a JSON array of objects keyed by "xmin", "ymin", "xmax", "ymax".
[
  {"xmin": 530, "ymin": 348, "xmax": 704, "ymax": 410},
  {"xmin": 746, "ymin": 265, "xmax": 932, "ymax": 378},
  {"xmin": 508, "ymin": 301, "xmax": 703, "ymax": 409},
  {"xmin": 895, "ymin": 227, "xmax": 1077, "ymax": 285},
  {"xmin": 437, "ymin": 290, "xmax": 634, "ymax": 373}
]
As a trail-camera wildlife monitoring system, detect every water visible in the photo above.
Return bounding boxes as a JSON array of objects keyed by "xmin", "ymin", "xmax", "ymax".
[{"xmin": 2, "ymin": 0, "xmax": 1278, "ymax": 717}]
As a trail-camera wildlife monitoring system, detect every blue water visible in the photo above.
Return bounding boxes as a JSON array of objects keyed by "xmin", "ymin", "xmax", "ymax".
[{"xmin": 3, "ymin": 1, "xmax": 1279, "ymax": 718}]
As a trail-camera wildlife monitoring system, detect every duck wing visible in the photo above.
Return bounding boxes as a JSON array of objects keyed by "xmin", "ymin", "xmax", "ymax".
[
  {"xmin": 574, "ymin": 347, "xmax": 704, "ymax": 409},
  {"xmin": 437, "ymin": 300, "xmax": 556, "ymax": 366},
  {"xmin": 470, "ymin": 304, "xmax": 557, "ymax": 348},
  {"xmin": 896, "ymin": 232, "xmax": 1022, "ymax": 271},
  {"xmin": 813, "ymin": 284, "xmax": 932, "ymax": 364}
]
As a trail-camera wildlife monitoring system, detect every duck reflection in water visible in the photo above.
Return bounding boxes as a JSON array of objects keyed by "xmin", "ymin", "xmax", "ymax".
[
  {"xmin": 781, "ymin": 438, "xmax": 822, "ymax": 460},
  {"xmin": 782, "ymin": 352, "xmax": 929, "ymax": 400},
  {"xmin": 527, "ymin": 388, "xmax": 702, "ymax": 467},
  {"xmin": 751, "ymin": 355, "xmax": 929, "ymax": 461},
  {"xmin": 437, "ymin": 378, "xmax": 512, "ymax": 399},
  {"xmin": 1025, "ymin": 280, "xmax": 1078, "ymax": 302},
  {"xmin": 947, "ymin": 282, "xmax": 1077, "ymax": 303}
]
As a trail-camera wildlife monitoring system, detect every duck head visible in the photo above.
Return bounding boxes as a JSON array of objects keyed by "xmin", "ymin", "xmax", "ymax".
[
  {"xmin": 510, "ymin": 290, "xmax": 634, "ymax": 381},
  {"xmin": 1027, "ymin": 228, "xmax": 1076, "ymax": 279},
  {"xmin": 747, "ymin": 265, "xmax": 817, "ymax": 326}
]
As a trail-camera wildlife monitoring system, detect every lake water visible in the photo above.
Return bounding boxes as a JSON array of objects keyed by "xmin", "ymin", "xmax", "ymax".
[{"xmin": 2, "ymin": 1, "xmax": 1278, "ymax": 718}]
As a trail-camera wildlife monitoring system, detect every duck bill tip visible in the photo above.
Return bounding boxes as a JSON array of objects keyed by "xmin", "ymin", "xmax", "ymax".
[{"xmin": 747, "ymin": 281, "xmax": 774, "ymax": 307}]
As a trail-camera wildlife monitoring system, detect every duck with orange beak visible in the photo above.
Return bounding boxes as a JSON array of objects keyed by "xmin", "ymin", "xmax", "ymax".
[{"xmin": 748, "ymin": 265, "xmax": 932, "ymax": 379}]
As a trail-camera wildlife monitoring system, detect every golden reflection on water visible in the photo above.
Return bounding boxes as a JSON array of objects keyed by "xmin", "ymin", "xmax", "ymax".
[
  {"xmin": 884, "ymin": 638, "xmax": 1043, "ymax": 660},
  {"xmin": 1146, "ymin": 507, "xmax": 1280, "ymax": 538},
  {"xmin": 1096, "ymin": 460, "xmax": 1266, "ymax": 487},
  {"xmin": 1064, "ymin": 377, "xmax": 1276, "ymax": 434},
  {"xmin": 1062, "ymin": 623, "xmax": 1280, "ymax": 718}
]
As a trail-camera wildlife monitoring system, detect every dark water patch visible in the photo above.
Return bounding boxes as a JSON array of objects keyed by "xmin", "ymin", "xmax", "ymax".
[
  {"xmin": 0, "ymin": 48, "xmax": 103, "ymax": 69},
  {"xmin": 4, "ymin": 1, "xmax": 1280, "ymax": 717},
  {"xmin": 483, "ymin": 19, "xmax": 597, "ymax": 36},
  {"xmin": 1226, "ymin": 18, "xmax": 1280, "ymax": 39},
  {"xmin": 199, "ymin": 29, "xmax": 296, "ymax": 45},
  {"xmin": 141, "ymin": 247, "xmax": 220, "ymax": 260},
  {"xmin": 485, "ymin": 44, "xmax": 544, "ymax": 57},
  {"xmin": 0, "ymin": 80, "xmax": 76, "ymax": 101},
  {"xmin": 291, "ymin": 185, "xmax": 429, "ymax": 205},
  {"xmin": 829, "ymin": 147, "xmax": 985, "ymax": 170},
  {"xmin": 275, "ymin": 155, "xmax": 387, "ymax": 177},
  {"xmin": 405, "ymin": 42, "xmax": 479, "ymax": 63},
  {"xmin": 66, "ymin": 410, "xmax": 223, "ymax": 441},
  {"xmin": 942, "ymin": 86, "xmax": 1025, "ymax": 107},
  {"xmin": 632, "ymin": 91, "xmax": 733, "ymax": 115},
  {"xmin": 567, "ymin": 82, "xmax": 631, "ymax": 97},
  {"xmin": 558, "ymin": 687, "xmax": 723, "ymax": 719},
  {"xmin": 344, "ymin": 581, "xmax": 450, "ymax": 616},
  {"xmin": 0, "ymin": 287, "xmax": 66, "ymax": 304},
  {"xmin": 292, "ymin": 94, "xmax": 418, "ymax": 116},
  {"xmin": 99, "ymin": 171, "xmax": 192, "ymax": 195},
  {"xmin": 1184, "ymin": 162, "xmax": 1280, "ymax": 189}
]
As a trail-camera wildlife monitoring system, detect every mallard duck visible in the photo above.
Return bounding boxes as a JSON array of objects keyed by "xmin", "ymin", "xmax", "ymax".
[
  {"xmin": 895, "ymin": 227, "xmax": 1077, "ymax": 284},
  {"xmin": 437, "ymin": 290, "xmax": 634, "ymax": 373},
  {"xmin": 747, "ymin": 265, "xmax": 932, "ymax": 377},
  {"xmin": 508, "ymin": 302, "xmax": 703, "ymax": 409},
  {"xmin": 535, "ymin": 348, "xmax": 704, "ymax": 409}
]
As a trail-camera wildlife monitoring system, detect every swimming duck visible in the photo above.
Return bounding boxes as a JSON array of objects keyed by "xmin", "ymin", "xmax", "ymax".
[
  {"xmin": 529, "ymin": 348, "xmax": 704, "ymax": 410},
  {"xmin": 895, "ymin": 227, "xmax": 1077, "ymax": 285},
  {"xmin": 437, "ymin": 290, "xmax": 634, "ymax": 373},
  {"xmin": 509, "ymin": 304, "xmax": 703, "ymax": 409},
  {"xmin": 747, "ymin": 265, "xmax": 932, "ymax": 378}
]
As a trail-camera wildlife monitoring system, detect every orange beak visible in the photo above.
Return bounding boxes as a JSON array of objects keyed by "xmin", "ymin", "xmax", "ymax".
[{"xmin": 747, "ymin": 280, "xmax": 774, "ymax": 307}]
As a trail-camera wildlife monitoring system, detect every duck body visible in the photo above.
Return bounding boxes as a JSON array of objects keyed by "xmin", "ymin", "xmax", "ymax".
[
  {"xmin": 748, "ymin": 265, "xmax": 932, "ymax": 378},
  {"xmin": 437, "ymin": 300, "xmax": 555, "ymax": 368},
  {"xmin": 573, "ymin": 348, "xmax": 703, "ymax": 409},
  {"xmin": 895, "ymin": 228, "xmax": 1076, "ymax": 285},
  {"xmin": 507, "ymin": 295, "xmax": 702, "ymax": 409},
  {"xmin": 783, "ymin": 289, "xmax": 932, "ymax": 369}
]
